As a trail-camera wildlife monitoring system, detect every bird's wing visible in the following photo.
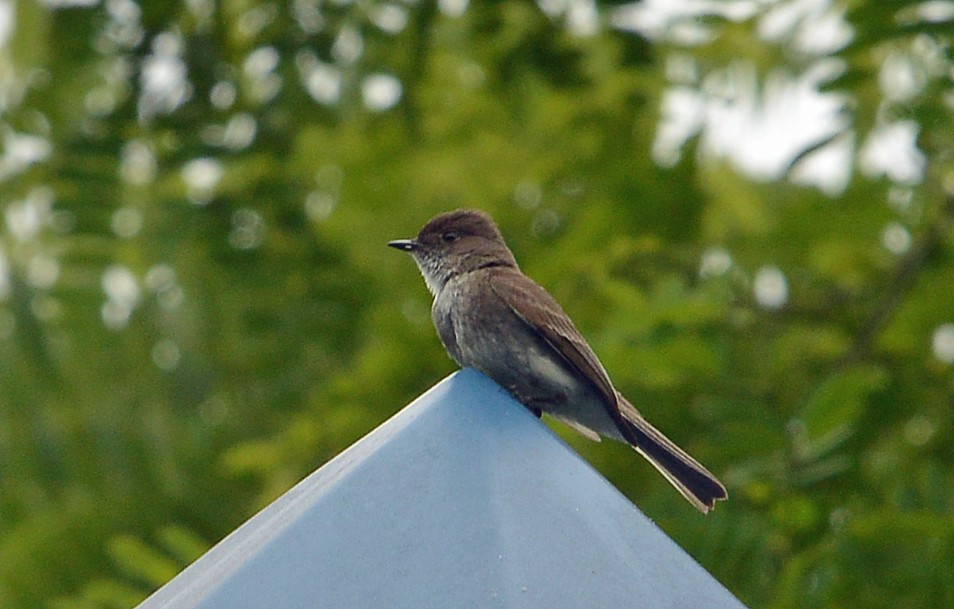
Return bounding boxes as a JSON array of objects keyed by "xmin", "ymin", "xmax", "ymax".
[{"xmin": 488, "ymin": 269, "xmax": 619, "ymax": 410}]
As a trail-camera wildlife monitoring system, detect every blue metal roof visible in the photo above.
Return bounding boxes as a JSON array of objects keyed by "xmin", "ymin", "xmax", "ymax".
[{"xmin": 136, "ymin": 368, "xmax": 746, "ymax": 609}]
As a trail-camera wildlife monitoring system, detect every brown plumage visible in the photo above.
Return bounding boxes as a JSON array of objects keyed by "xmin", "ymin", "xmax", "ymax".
[{"xmin": 390, "ymin": 209, "xmax": 727, "ymax": 512}]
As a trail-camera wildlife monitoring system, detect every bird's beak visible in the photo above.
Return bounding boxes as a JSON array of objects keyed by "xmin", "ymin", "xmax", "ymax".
[{"xmin": 388, "ymin": 239, "xmax": 420, "ymax": 252}]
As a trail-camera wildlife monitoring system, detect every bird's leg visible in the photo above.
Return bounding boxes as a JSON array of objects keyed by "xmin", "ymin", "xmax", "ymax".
[
  {"xmin": 523, "ymin": 398, "xmax": 545, "ymax": 418},
  {"xmin": 503, "ymin": 384, "xmax": 546, "ymax": 418}
]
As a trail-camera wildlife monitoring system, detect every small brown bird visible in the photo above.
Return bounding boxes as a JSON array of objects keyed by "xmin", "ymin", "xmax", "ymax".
[{"xmin": 389, "ymin": 209, "xmax": 727, "ymax": 512}]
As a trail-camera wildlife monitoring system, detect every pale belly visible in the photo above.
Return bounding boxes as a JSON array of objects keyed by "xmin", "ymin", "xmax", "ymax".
[
  {"xmin": 455, "ymin": 320, "xmax": 623, "ymax": 442},
  {"xmin": 432, "ymin": 272, "xmax": 624, "ymax": 442}
]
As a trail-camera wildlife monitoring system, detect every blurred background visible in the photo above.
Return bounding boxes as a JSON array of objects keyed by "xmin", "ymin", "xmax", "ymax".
[{"xmin": 1, "ymin": 0, "xmax": 953, "ymax": 607}]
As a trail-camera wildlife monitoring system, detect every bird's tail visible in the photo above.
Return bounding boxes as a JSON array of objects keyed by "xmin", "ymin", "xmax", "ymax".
[{"xmin": 616, "ymin": 395, "xmax": 727, "ymax": 513}]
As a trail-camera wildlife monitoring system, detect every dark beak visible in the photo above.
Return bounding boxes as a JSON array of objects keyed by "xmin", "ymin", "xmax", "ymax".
[{"xmin": 388, "ymin": 239, "xmax": 420, "ymax": 252}]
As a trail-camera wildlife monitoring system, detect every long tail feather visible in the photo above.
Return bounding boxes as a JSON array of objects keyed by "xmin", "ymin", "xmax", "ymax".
[{"xmin": 617, "ymin": 396, "xmax": 727, "ymax": 513}]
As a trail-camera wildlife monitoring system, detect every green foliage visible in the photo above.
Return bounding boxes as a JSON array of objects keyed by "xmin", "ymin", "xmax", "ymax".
[{"xmin": 1, "ymin": 1, "xmax": 952, "ymax": 608}]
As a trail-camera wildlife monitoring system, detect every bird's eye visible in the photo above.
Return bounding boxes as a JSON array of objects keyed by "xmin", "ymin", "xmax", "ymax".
[{"xmin": 441, "ymin": 231, "xmax": 459, "ymax": 243}]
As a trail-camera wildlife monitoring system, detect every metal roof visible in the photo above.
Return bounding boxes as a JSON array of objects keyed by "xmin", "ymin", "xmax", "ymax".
[{"xmin": 136, "ymin": 368, "xmax": 746, "ymax": 609}]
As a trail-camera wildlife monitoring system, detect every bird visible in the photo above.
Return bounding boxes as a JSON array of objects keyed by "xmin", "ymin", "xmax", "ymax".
[{"xmin": 389, "ymin": 209, "xmax": 727, "ymax": 512}]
